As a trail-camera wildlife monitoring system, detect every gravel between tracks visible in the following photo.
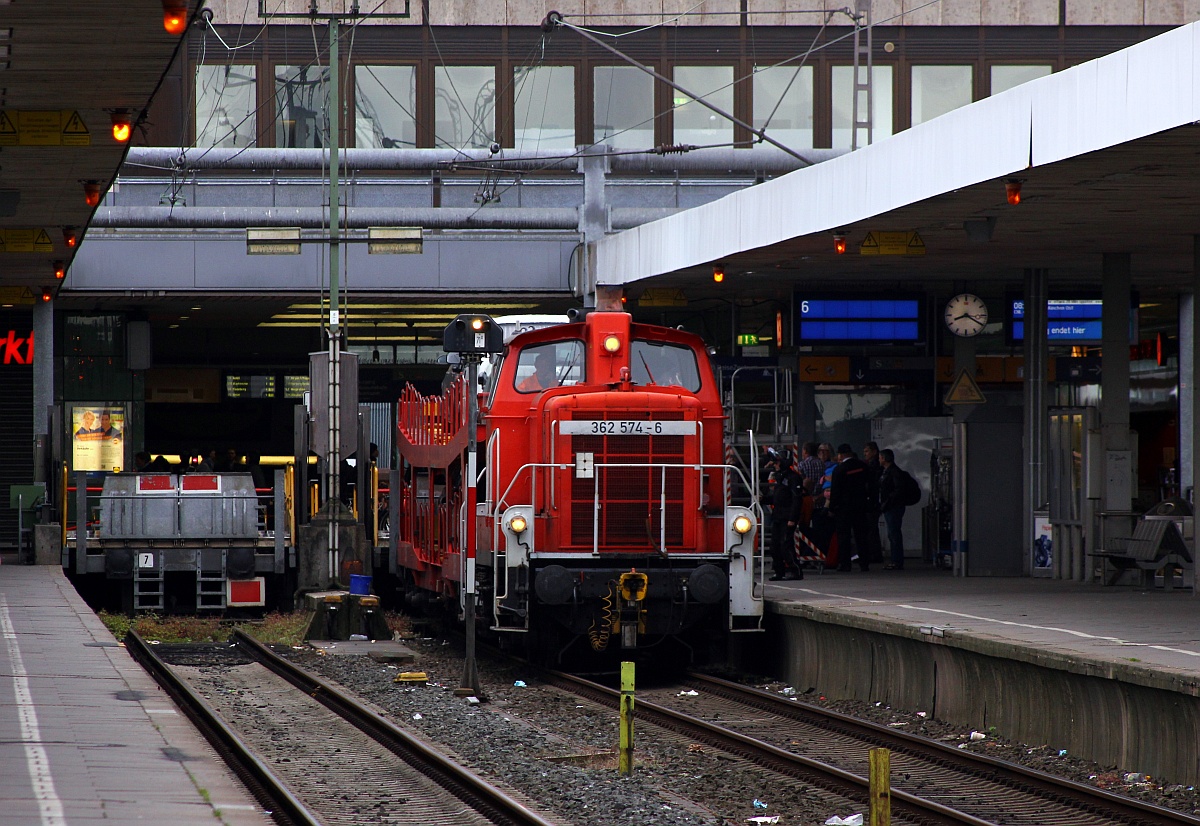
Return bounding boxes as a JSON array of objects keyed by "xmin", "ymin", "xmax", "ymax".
[{"xmin": 281, "ymin": 635, "xmax": 1200, "ymax": 826}]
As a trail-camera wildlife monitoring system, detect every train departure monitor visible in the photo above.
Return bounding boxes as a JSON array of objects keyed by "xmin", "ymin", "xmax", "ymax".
[
  {"xmin": 1008, "ymin": 298, "xmax": 1104, "ymax": 344},
  {"xmin": 794, "ymin": 295, "xmax": 924, "ymax": 344}
]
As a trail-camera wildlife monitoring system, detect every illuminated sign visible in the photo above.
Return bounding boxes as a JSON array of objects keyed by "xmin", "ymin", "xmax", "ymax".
[
  {"xmin": 795, "ymin": 295, "xmax": 923, "ymax": 343},
  {"xmin": 283, "ymin": 375, "xmax": 310, "ymax": 398},
  {"xmin": 225, "ymin": 374, "xmax": 276, "ymax": 399},
  {"xmin": 0, "ymin": 329, "xmax": 34, "ymax": 364},
  {"xmin": 1009, "ymin": 299, "xmax": 1103, "ymax": 343}
]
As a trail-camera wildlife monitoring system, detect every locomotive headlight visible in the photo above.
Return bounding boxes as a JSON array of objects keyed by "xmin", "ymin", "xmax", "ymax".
[
  {"xmin": 602, "ymin": 335, "xmax": 621, "ymax": 353},
  {"xmin": 507, "ymin": 514, "xmax": 528, "ymax": 535},
  {"xmin": 732, "ymin": 514, "xmax": 754, "ymax": 535}
]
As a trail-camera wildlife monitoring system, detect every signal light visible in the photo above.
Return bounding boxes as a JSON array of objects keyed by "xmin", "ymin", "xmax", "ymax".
[
  {"xmin": 162, "ymin": 0, "xmax": 188, "ymax": 35},
  {"xmin": 833, "ymin": 234, "xmax": 847, "ymax": 255},
  {"xmin": 470, "ymin": 317, "xmax": 485, "ymax": 332},
  {"xmin": 111, "ymin": 111, "xmax": 133, "ymax": 143},
  {"xmin": 40, "ymin": 290, "xmax": 53, "ymax": 303},
  {"xmin": 1005, "ymin": 179, "xmax": 1022, "ymax": 206},
  {"xmin": 53, "ymin": 260, "xmax": 65, "ymax": 280},
  {"xmin": 712, "ymin": 264, "xmax": 724, "ymax": 283},
  {"xmin": 62, "ymin": 227, "xmax": 78, "ymax": 248},
  {"xmin": 82, "ymin": 181, "xmax": 103, "ymax": 207}
]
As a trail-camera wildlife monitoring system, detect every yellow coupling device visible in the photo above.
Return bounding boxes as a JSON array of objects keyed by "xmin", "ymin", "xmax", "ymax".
[{"xmin": 618, "ymin": 570, "xmax": 648, "ymax": 602}]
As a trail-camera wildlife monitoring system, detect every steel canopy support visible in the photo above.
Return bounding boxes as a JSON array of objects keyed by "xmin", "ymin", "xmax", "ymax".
[
  {"xmin": 1099, "ymin": 253, "xmax": 1132, "ymax": 584},
  {"xmin": 1023, "ymin": 268, "xmax": 1049, "ymax": 576}
]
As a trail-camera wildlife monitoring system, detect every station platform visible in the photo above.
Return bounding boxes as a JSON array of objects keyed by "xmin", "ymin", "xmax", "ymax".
[
  {"xmin": 762, "ymin": 567, "xmax": 1200, "ymax": 785},
  {"xmin": 0, "ymin": 562, "xmax": 271, "ymax": 825}
]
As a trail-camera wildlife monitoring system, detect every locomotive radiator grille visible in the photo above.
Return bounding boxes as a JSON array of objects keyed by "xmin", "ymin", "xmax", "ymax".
[{"xmin": 569, "ymin": 432, "xmax": 686, "ymax": 548}]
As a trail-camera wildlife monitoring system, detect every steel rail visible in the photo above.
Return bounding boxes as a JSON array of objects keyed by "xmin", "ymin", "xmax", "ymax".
[
  {"xmin": 538, "ymin": 668, "xmax": 990, "ymax": 826},
  {"xmin": 229, "ymin": 630, "xmax": 556, "ymax": 826},
  {"xmin": 124, "ymin": 632, "xmax": 322, "ymax": 826},
  {"xmin": 687, "ymin": 672, "xmax": 1200, "ymax": 826}
]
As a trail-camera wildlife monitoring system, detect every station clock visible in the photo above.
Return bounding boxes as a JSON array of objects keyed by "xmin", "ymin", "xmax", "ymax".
[{"xmin": 944, "ymin": 293, "xmax": 989, "ymax": 337}]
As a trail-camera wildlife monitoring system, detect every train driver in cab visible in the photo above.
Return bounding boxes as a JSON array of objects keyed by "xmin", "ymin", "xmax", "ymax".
[{"xmin": 518, "ymin": 350, "xmax": 557, "ymax": 392}]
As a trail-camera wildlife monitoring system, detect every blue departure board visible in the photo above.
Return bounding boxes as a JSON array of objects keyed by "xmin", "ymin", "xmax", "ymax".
[
  {"xmin": 795, "ymin": 295, "xmax": 923, "ymax": 343},
  {"xmin": 1010, "ymin": 298, "xmax": 1103, "ymax": 343}
]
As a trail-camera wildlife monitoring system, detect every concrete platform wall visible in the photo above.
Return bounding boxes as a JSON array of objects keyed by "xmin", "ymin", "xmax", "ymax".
[{"xmin": 768, "ymin": 605, "xmax": 1200, "ymax": 785}]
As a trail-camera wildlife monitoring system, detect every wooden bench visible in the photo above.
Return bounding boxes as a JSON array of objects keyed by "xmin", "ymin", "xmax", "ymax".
[{"xmin": 1093, "ymin": 517, "xmax": 1193, "ymax": 588}]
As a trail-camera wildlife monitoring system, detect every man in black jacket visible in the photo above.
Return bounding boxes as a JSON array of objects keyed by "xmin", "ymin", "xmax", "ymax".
[
  {"xmin": 764, "ymin": 450, "xmax": 804, "ymax": 581},
  {"xmin": 878, "ymin": 449, "xmax": 907, "ymax": 570},
  {"xmin": 829, "ymin": 443, "xmax": 873, "ymax": 572}
]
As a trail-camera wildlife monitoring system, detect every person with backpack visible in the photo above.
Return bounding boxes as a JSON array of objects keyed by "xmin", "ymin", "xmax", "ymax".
[{"xmin": 879, "ymin": 448, "xmax": 921, "ymax": 570}]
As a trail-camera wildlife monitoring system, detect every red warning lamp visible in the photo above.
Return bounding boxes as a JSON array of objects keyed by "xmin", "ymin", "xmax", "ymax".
[
  {"xmin": 82, "ymin": 181, "xmax": 103, "ymax": 207},
  {"xmin": 62, "ymin": 227, "xmax": 78, "ymax": 249},
  {"xmin": 40, "ymin": 289, "xmax": 53, "ymax": 303},
  {"xmin": 712, "ymin": 264, "xmax": 725, "ymax": 283},
  {"xmin": 111, "ymin": 111, "xmax": 133, "ymax": 143},
  {"xmin": 162, "ymin": 0, "xmax": 189, "ymax": 35},
  {"xmin": 833, "ymin": 234, "xmax": 847, "ymax": 255},
  {"xmin": 1005, "ymin": 179, "xmax": 1022, "ymax": 206},
  {"xmin": 53, "ymin": 261, "xmax": 65, "ymax": 280}
]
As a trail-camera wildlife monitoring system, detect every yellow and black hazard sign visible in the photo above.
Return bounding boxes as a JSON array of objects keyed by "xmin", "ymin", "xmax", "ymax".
[
  {"xmin": 0, "ymin": 287, "xmax": 37, "ymax": 305},
  {"xmin": 0, "ymin": 110, "xmax": 90, "ymax": 146},
  {"xmin": 638, "ymin": 288, "xmax": 687, "ymax": 307},
  {"xmin": 944, "ymin": 368, "xmax": 987, "ymax": 405},
  {"xmin": 860, "ymin": 231, "xmax": 925, "ymax": 256},
  {"xmin": 0, "ymin": 229, "xmax": 54, "ymax": 253}
]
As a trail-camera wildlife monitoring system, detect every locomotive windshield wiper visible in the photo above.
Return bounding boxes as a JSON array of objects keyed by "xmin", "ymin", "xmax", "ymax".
[{"xmin": 639, "ymin": 352, "xmax": 657, "ymax": 385}]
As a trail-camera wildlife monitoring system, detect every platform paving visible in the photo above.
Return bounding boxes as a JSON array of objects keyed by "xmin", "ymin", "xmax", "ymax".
[
  {"xmin": 0, "ymin": 563, "xmax": 271, "ymax": 825},
  {"xmin": 765, "ymin": 566, "xmax": 1200, "ymax": 694}
]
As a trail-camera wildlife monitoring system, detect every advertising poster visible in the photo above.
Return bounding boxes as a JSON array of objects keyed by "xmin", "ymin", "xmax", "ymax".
[{"xmin": 72, "ymin": 406, "xmax": 125, "ymax": 472}]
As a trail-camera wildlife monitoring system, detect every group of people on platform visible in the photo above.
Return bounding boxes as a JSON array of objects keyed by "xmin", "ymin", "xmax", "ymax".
[
  {"xmin": 133, "ymin": 448, "xmax": 268, "ymax": 489},
  {"xmin": 761, "ymin": 440, "xmax": 921, "ymax": 581}
]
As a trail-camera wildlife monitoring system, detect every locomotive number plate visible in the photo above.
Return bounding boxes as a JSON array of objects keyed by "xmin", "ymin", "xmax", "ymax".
[{"xmin": 560, "ymin": 420, "xmax": 696, "ymax": 435}]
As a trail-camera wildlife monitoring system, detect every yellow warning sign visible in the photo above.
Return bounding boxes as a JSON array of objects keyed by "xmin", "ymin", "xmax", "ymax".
[
  {"xmin": 944, "ymin": 368, "xmax": 987, "ymax": 405},
  {"xmin": 638, "ymin": 288, "xmax": 687, "ymax": 307},
  {"xmin": 0, "ymin": 110, "xmax": 91, "ymax": 146},
  {"xmin": 0, "ymin": 287, "xmax": 36, "ymax": 305},
  {"xmin": 0, "ymin": 229, "xmax": 54, "ymax": 253},
  {"xmin": 860, "ymin": 231, "xmax": 926, "ymax": 256}
]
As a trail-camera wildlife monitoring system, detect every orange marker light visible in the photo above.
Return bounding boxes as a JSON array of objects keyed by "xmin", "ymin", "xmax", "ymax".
[
  {"xmin": 163, "ymin": 0, "xmax": 188, "ymax": 35},
  {"xmin": 712, "ymin": 264, "xmax": 724, "ymax": 283},
  {"xmin": 833, "ymin": 235, "xmax": 847, "ymax": 255},
  {"xmin": 63, "ymin": 227, "xmax": 78, "ymax": 248},
  {"xmin": 1005, "ymin": 180, "xmax": 1022, "ymax": 206},
  {"xmin": 111, "ymin": 113, "xmax": 133, "ymax": 143},
  {"xmin": 83, "ymin": 181, "xmax": 102, "ymax": 207},
  {"xmin": 41, "ymin": 290, "xmax": 53, "ymax": 303},
  {"xmin": 53, "ymin": 261, "xmax": 65, "ymax": 280}
]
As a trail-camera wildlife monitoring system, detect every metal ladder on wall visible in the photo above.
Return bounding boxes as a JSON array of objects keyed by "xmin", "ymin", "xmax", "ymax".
[
  {"xmin": 133, "ymin": 552, "xmax": 164, "ymax": 612},
  {"xmin": 197, "ymin": 549, "xmax": 227, "ymax": 612}
]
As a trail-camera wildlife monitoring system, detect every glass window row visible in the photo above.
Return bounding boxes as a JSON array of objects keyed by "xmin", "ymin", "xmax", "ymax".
[{"xmin": 195, "ymin": 62, "xmax": 1053, "ymax": 152}]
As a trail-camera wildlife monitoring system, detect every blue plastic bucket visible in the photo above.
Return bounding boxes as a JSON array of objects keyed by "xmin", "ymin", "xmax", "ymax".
[{"xmin": 349, "ymin": 574, "xmax": 372, "ymax": 595}]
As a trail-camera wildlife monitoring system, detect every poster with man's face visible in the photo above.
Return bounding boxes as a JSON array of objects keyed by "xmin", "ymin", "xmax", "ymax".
[{"xmin": 72, "ymin": 406, "xmax": 125, "ymax": 471}]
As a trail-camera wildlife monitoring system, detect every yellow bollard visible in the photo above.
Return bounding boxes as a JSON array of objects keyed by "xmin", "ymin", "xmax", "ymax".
[
  {"xmin": 618, "ymin": 661, "xmax": 635, "ymax": 776},
  {"xmin": 869, "ymin": 747, "xmax": 891, "ymax": 826}
]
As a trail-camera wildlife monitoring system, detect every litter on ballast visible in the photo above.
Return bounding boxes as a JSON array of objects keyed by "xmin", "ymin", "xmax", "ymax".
[
  {"xmin": 969, "ymin": 731, "xmax": 986, "ymax": 741},
  {"xmin": 412, "ymin": 713, "xmax": 423, "ymax": 720},
  {"xmin": 752, "ymin": 799, "xmax": 768, "ymax": 810},
  {"xmin": 678, "ymin": 690, "xmax": 699, "ymax": 696},
  {"xmin": 747, "ymin": 817, "xmax": 780, "ymax": 824},
  {"xmin": 513, "ymin": 680, "xmax": 527, "ymax": 687},
  {"xmin": 825, "ymin": 814, "xmax": 864, "ymax": 825}
]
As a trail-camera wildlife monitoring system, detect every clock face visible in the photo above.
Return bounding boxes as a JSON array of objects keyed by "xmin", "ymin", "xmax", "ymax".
[{"xmin": 944, "ymin": 293, "xmax": 988, "ymax": 337}]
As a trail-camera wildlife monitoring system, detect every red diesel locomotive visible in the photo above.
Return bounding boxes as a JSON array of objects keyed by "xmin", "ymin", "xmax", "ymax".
[{"xmin": 393, "ymin": 310, "xmax": 763, "ymax": 664}]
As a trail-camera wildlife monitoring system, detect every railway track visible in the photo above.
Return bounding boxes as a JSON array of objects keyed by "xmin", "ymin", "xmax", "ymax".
[
  {"xmin": 536, "ymin": 668, "xmax": 1200, "ymax": 826},
  {"xmin": 126, "ymin": 631, "xmax": 556, "ymax": 826}
]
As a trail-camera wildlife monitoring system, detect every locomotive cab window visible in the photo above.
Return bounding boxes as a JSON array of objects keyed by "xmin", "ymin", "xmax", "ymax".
[
  {"xmin": 514, "ymin": 341, "xmax": 584, "ymax": 393},
  {"xmin": 630, "ymin": 341, "xmax": 701, "ymax": 391}
]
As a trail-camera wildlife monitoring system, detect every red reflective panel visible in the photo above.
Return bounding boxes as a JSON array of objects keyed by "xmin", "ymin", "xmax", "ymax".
[
  {"xmin": 137, "ymin": 475, "xmax": 173, "ymax": 492},
  {"xmin": 181, "ymin": 475, "xmax": 219, "ymax": 491}
]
